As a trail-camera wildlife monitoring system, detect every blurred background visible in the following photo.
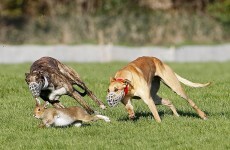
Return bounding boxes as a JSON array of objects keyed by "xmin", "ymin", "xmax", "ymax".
[
  {"xmin": 0, "ymin": 0, "xmax": 229, "ymax": 45},
  {"xmin": 0, "ymin": 0, "xmax": 230, "ymax": 62}
]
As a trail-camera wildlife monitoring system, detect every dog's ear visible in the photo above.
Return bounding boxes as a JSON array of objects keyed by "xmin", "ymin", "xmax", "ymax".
[
  {"xmin": 25, "ymin": 73, "xmax": 29, "ymax": 77},
  {"xmin": 38, "ymin": 70, "xmax": 44, "ymax": 75},
  {"xmin": 110, "ymin": 77, "xmax": 116, "ymax": 82},
  {"xmin": 124, "ymin": 79, "xmax": 133, "ymax": 88},
  {"xmin": 38, "ymin": 70, "xmax": 49, "ymax": 78},
  {"xmin": 25, "ymin": 73, "xmax": 30, "ymax": 83}
]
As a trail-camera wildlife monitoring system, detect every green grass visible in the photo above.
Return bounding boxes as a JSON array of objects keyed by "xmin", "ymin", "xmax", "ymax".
[{"xmin": 0, "ymin": 61, "xmax": 229, "ymax": 150}]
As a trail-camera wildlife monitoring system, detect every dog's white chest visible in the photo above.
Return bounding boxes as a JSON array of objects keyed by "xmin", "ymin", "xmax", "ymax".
[{"xmin": 54, "ymin": 112, "xmax": 74, "ymax": 126}]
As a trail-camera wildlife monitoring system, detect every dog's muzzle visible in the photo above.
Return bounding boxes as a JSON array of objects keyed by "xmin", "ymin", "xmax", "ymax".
[
  {"xmin": 106, "ymin": 91, "xmax": 125, "ymax": 107},
  {"xmin": 29, "ymin": 82, "xmax": 42, "ymax": 97}
]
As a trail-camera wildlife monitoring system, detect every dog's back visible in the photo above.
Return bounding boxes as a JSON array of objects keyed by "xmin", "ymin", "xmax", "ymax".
[
  {"xmin": 116, "ymin": 56, "xmax": 160, "ymax": 82},
  {"xmin": 30, "ymin": 57, "xmax": 59, "ymax": 72}
]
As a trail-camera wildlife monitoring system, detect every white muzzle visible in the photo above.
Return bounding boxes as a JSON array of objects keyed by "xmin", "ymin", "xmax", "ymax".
[{"xmin": 106, "ymin": 91, "xmax": 125, "ymax": 107}]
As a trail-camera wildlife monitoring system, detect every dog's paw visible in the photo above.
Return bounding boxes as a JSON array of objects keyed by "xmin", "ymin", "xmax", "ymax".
[
  {"xmin": 203, "ymin": 117, "xmax": 208, "ymax": 120},
  {"xmin": 100, "ymin": 105, "xmax": 106, "ymax": 110},
  {"xmin": 129, "ymin": 114, "xmax": 136, "ymax": 120}
]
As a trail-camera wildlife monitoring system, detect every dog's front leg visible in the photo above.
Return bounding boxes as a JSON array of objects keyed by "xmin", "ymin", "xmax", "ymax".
[
  {"xmin": 49, "ymin": 87, "xmax": 67, "ymax": 100},
  {"xmin": 49, "ymin": 87, "xmax": 67, "ymax": 108},
  {"xmin": 52, "ymin": 101, "xmax": 65, "ymax": 108},
  {"xmin": 53, "ymin": 95, "xmax": 65, "ymax": 108},
  {"xmin": 121, "ymin": 97, "xmax": 135, "ymax": 119},
  {"xmin": 141, "ymin": 94, "xmax": 161, "ymax": 123}
]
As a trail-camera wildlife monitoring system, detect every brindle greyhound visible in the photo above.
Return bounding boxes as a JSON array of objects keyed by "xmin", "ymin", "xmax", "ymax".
[{"xmin": 25, "ymin": 56, "xmax": 105, "ymax": 114}]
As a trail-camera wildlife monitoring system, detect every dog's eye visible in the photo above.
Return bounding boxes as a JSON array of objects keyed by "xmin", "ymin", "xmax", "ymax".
[
  {"xmin": 38, "ymin": 108, "xmax": 40, "ymax": 111},
  {"xmin": 107, "ymin": 89, "xmax": 110, "ymax": 93},
  {"xmin": 114, "ymin": 88, "xmax": 118, "ymax": 92}
]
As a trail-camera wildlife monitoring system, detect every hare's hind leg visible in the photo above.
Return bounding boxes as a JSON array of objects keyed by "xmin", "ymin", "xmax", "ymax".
[
  {"xmin": 95, "ymin": 115, "xmax": 111, "ymax": 122},
  {"xmin": 81, "ymin": 114, "xmax": 110, "ymax": 123}
]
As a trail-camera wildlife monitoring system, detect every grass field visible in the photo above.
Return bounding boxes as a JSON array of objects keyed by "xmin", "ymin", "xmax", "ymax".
[{"xmin": 0, "ymin": 61, "xmax": 229, "ymax": 150}]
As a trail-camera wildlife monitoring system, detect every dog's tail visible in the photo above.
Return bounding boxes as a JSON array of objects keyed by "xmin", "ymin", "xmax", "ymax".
[{"xmin": 175, "ymin": 73, "xmax": 211, "ymax": 88}]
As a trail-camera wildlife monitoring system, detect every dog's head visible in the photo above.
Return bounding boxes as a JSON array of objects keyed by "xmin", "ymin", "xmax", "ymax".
[
  {"xmin": 25, "ymin": 71, "xmax": 48, "ymax": 97},
  {"xmin": 25, "ymin": 71, "xmax": 43, "ymax": 85},
  {"xmin": 106, "ymin": 77, "xmax": 132, "ymax": 107}
]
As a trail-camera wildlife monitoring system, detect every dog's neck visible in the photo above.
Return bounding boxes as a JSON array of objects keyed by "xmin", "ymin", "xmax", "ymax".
[
  {"xmin": 42, "ymin": 76, "xmax": 49, "ymax": 89},
  {"xmin": 115, "ymin": 78, "xmax": 129, "ymax": 95}
]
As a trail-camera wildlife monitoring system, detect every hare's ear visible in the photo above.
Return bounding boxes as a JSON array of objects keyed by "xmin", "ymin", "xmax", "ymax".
[
  {"xmin": 110, "ymin": 77, "xmax": 116, "ymax": 83},
  {"xmin": 35, "ymin": 98, "xmax": 41, "ymax": 107},
  {"xmin": 43, "ymin": 101, "xmax": 49, "ymax": 109},
  {"xmin": 124, "ymin": 79, "xmax": 133, "ymax": 88}
]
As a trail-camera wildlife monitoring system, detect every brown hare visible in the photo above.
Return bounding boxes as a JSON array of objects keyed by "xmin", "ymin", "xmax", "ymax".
[{"xmin": 33, "ymin": 101, "xmax": 110, "ymax": 128}]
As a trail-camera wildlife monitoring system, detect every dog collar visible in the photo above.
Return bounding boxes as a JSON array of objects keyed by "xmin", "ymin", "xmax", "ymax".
[
  {"xmin": 115, "ymin": 78, "xmax": 129, "ymax": 95},
  {"xmin": 43, "ymin": 76, "xmax": 49, "ymax": 89}
]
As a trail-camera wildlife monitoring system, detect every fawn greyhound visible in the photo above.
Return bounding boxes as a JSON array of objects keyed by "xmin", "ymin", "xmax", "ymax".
[
  {"xmin": 107, "ymin": 56, "xmax": 210, "ymax": 122},
  {"xmin": 25, "ymin": 56, "xmax": 105, "ymax": 114}
]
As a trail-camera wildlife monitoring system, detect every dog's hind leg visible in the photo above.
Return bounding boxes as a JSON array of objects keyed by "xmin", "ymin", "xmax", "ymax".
[
  {"xmin": 76, "ymin": 82, "xmax": 106, "ymax": 109},
  {"xmin": 59, "ymin": 63, "xmax": 106, "ymax": 109},
  {"xmin": 84, "ymin": 86, "xmax": 106, "ymax": 109},
  {"xmin": 154, "ymin": 96, "xmax": 180, "ymax": 117},
  {"xmin": 157, "ymin": 64, "xmax": 207, "ymax": 120},
  {"xmin": 70, "ymin": 91, "xmax": 95, "ymax": 115},
  {"xmin": 151, "ymin": 77, "xmax": 179, "ymax": 117}
]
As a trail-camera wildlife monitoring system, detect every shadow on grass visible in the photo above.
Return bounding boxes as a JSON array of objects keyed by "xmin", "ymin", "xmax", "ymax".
[
  {"xmin": 117, "ymin": 110, "xmax": 209, "ymax": 122},
  {"xmin": 37, "ymin": 122, "xmax": 92, "ymax": 129},
  {"xmin": 117, "ymin": 111, "xmax": 164, "ymax": 122}
]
